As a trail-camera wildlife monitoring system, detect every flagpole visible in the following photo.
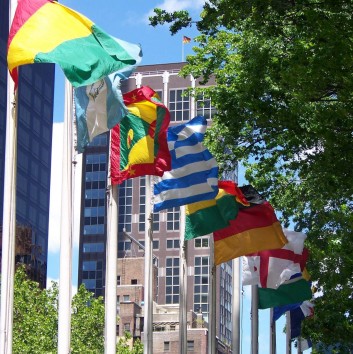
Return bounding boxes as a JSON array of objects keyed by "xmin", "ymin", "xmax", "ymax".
[
  {"xmin": 270, "ymin": 308, "xmax": 276, "ymax": 354},
  {"xmin": 143, "ymin": 175, "xmax": 153, "ymax": 354},
  {"xmin": 58, "ymin": 79, "xmax": 74, "ymax": 354},
  {"xmin": 104, "ymin": 171, "xmax": 118, "ymax": 354},
  {"xmin": 208, "ymin": 237, "xmax": 216, "ymax": 354},
  {"xmin": 297, "ymin": 337, "xmax": 302, "ymax": 354},
  {"xmin": 251, "ymin": 285, "xmax": 259, "ymax": 354},
  {"xmin": 179, "ymin": 206, "xmax": 187, "ymax": 354},
  {"xmin": 232, "ymin": 257, "xmax": 241, "ymax": 353},
  {"xmin": 286, "ymin": 311, "xmax": 292, "ymax": 354}
]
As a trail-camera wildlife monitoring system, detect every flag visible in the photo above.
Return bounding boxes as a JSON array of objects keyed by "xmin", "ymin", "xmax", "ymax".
[
  {"xmin": 273, "ymin": 300, "xmax": 314, "ymax": 322},
  {"xmin": 7, "ymin": 0, "xmax": 142, "ymax": 87},
  {"xmin": 184, "ymin": 181, "xmax": 249, "ymax": 240},
  {"xmin": 153, "ymin": 116, "xmax": 218, "ymax": 212},
  {"xmin": 289, "ymin": 301, "xmax": 315, "ymax": 339},
  {"xmin": 183, "ymin": 36, "xmax": 191, "ymax": 44},
  {"xmin": 258, "ymin": 274, "xmax": 312, "ymax": 309},
  {"xmin": 242, "ymin": 229, "xmax": 308, "ymax": 289},
  {"xmin": 299, "ymin": 338, "xmax": 313, "ymax": 351},
  {"xmin": 213, "ymin": 185, "xmax": 287, "ymax": 265},
  {"xmin": 110, "ymin": 86, "xmax": 171, "ymax": 184}
]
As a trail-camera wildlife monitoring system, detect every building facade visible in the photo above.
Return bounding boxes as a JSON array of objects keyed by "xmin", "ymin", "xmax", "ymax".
[
  {"xmin": 0, "ymin": 0, "xmax": 54, "ymax": 287},
  {"xmin": 77, "ymin": 62, "xmax": 235, "ymax": 349}
]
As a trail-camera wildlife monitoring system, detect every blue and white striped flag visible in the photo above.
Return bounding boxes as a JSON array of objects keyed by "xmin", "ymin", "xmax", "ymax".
[
  {"xmin": 74, "ymin": 39, "xmax": 142, "ymax": 153},
  {"xmin": 153, "ymin": 116, "xmax": 218, "ymax": 212}
]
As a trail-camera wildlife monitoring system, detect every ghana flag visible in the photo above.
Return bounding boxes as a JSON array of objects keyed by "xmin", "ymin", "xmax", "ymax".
[
  {"xmin": 7, "ymin": 0, "xmax": 141, "ymax": 87},
  {"xmin": 110, "ymin": 86, "xmax": 171, "ymax": 184},
  {"xmin": 184, "ymin": 181, "xmax": 249, "ymax": 240}
]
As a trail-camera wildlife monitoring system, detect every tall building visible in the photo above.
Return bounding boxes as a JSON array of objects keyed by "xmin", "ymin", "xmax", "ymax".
[
  {"xmin": 0, "ymin": 0, "xmax": 55, "ymax": 287},
  {"xmin": 78, "ymin": 62, "xmax": 235, "ymax": 350}
]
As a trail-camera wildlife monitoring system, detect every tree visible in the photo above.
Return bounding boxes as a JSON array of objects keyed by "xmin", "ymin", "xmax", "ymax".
[
  {"xmin": 12, "ymin": 266, "xmax": 143, "ymax": 353},
  {"xmin": 150, "ymin": 1, "xmax": 353, "ymax": 351}
]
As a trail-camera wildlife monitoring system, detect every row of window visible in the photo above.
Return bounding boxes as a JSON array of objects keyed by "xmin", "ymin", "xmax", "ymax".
[{"xmin": 82, "ymin": 237, "xmax": 208, "ymax": 254}]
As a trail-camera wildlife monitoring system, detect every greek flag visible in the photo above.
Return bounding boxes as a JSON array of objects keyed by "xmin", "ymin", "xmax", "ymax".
[{"xmin": 153, "ymin": 116, "xmax": 218, "ymax": 212}]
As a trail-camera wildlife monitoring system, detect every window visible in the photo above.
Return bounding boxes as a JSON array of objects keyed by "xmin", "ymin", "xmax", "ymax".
[
  {"xmin": 118, "ymin": 179, "xmax": 133, "ymax": 232},
  {"xmin": 167, "ymin": 207, "xmax": 180, "ymax": 231},
  {"xmin": 169, "ymin": 89, "xmax": 189, "ymax": 122},
  {"xmin": 83, "ymin": 242, "xmax": 104, "ymax": 253},
  {"xmin": 187, "ymin": 340, "xmax": 195, "ymax": 351},
  {"xmin": 117, "ymin": 276, "xmax": 121, "ymax": 285},
  {"xmin": 167, "ymin": 239, "xmax": 180, "ymax": 249},
  {"xmin": 131, "ymin": 279, "xmax": 137, "ymax": 285},
  {"xmin": 194, "ymin": 256, "xmax": 210, "ymax": 321},
  {"xmin": 118, "ymin": 240, "xmax": 131, "ymax": 252},
  {"xmin": 153, "ymin": 240, "xmax": 159, "ymax": 250},
  {"xmin": 195, "ymin": 236, "xmax": 209, "ymax": 248},
  {"xmin": 196, "ymin": 92, "xmax": 216, "ymax": 120},
  {"xmin": 165, "ymin": 257, "xmax": 179, "ymax": 304},
  {"xmin": 117, "ymin": 296, "xmax": 120, "ymax": 304},
  {"xmin": 124, "ymin": 323, "xmax": 130, "ymax": 333},
  {"xmin": 164, "ymin": 342, "xmax": 170, "ymax": 351},
  {"xmin": 123, "ymin": 295, "xmax": 130, "ymax": 302}
]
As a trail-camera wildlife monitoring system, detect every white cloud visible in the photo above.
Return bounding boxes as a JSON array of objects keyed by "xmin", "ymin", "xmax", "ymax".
[{"xmin": 48, "ymin": 123, "xmax": 82, "ymax": 253}]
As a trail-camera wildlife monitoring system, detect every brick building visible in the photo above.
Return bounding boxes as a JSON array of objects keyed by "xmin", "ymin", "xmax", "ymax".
[{"xmin": 78, "ymin": 62, "xmax": 236, "ymax": 351}]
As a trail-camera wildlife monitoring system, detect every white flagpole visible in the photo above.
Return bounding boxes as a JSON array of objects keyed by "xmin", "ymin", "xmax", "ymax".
[
  {"xmin": 179, "ymin": 206, "xmax": 187, "ymax": 354},
  {"xmin": 143, "ymin": 175, "xmax": 153, "ymax": 354},
  {"xmin": 232, "ymin": 257, "xmax": 241, "ymax": 353},
  {"xmin": 104, "ymin": 178, "xmax": 118, "ymax": 354},
  {"xmin": 0, "ymin": 2, "xmax": 18, "ymax": 352},
  {"xmin": 58, "ymin": 79, "xmax": 74, "ymax": 354},
  {"xmin": 270, "ymin": 308, "xmax": 276, "ymax": 354},
  {"xmin": 208, "ymin": 237, "xmax": 216, "ymax": 354},
  {"xmin": 251, "ymin": 285, "xmax": 259, "ymax": 354},
  {"xmin": 286, "ymin": 311, "xmax": 292, "ymax": 354}
]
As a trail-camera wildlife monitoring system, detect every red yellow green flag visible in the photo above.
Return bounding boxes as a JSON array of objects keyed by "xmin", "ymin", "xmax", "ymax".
[
  {"xmin": 7, "ymin": 0, "xmax": 141, "ymax": 87},
  {"xmin": 110, "ymin": 86, "xmax": 171, "ymax": 184},
  {"xmin": 184, "ymin": 181, "xmax": 249, "ymax": 240},
  {"xmin": 213, "ymin": 185, "xmax": 288, "ymax": 265}
]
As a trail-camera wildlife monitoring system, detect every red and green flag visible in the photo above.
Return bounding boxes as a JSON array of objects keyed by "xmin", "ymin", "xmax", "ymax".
[
  {"xmin": 213, "ymin": 185, "xmax": 288, "ymax": 266},
  {"xmin": 7, "ymin": 0, "xmax": 141, "ymax": 88},
  {"xmin": 110, "ymin": 86, "xmax": 171, "ymax": 185},
  {"xmin": 185, "ymin": 181, "xmax": 249, "ymax": 240}
]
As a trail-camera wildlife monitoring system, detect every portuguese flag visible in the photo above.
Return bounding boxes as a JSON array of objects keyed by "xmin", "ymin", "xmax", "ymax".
[
  {"xmin": 7, "ymin": 0, "xmax": 141, "ymax": 87},
  {"xmin": 110, "ymin": 86, "xmax": 171, "ymax": 184}
]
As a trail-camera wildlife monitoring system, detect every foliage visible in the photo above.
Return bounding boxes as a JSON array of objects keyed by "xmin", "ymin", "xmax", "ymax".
[
  {"xmin": 150, "ymin": 1, "xmax": 353, "ymax": 350},
  {"xmin": 70, "ymin": 284, "xmax": 105, "ymax": 353},
  {"xmin": 117, "ymin": 332, "xmax": 143, "ymax": 354},
  {"xmin": 13, "ymin": 266, "xmax": 58, "ymax": 353},
  {"xmin": 12, "ymin": 267, "xmax": 142, "ymax": 353}
]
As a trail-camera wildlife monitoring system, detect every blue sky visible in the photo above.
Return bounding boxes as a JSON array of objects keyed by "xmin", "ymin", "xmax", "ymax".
[{"xmin": 47, "ymin": 0, "xmax": 298, "ymax": 352}]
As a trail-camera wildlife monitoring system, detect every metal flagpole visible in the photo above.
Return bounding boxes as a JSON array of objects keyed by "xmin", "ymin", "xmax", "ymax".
[
  {"xmin": 251, "ymin": 285, "xmax": 259, "ymax": 354},
  {"xmin": 58, "ymin": 79, "xmax": 74, "ymax": 354},
  {"xmin": 179, "ymin": 206, "xmax": 187, "ymax": 354},
  {"xmin": 208, "ymin": 237, "xmax": 216, "ymax": 354},
  {"xmin": 104, "ymin": 165, "xmax": 118, "ymax": 354},
  {"xmin": 0, "ymin": 1, "xmax": 18, "ymax": 352},
  {"xmin": 270, "ymin": 308, "xmax": 276, "ymax": 354},
  {"xmin": 143, "ymin": 175, "xmax": 153, "ymax": 354},
  {"xmin": 232, "ymin": 258, "xmax": 241, "ymax": 353},
  {"xmin": 0, "ymin": 6, "xmax": 18, "ymax": 350},
  {"xmin": 286, "ymin": 312, "xmax": 292, "ymax": 354}
]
